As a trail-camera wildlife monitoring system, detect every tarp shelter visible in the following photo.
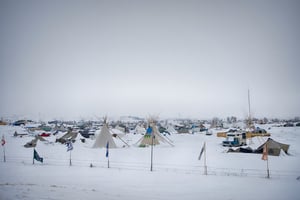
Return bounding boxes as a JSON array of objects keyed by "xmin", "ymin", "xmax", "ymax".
[
  {"xmin": 255, "ymin": 138, "xmax": 289, "ymax": 156},
  {"xmin": 56, "ymin": 128, "xmax": 78, "ymax": 144},
  {"xmin": 24, "ymin": 135, "xmax": 47, "ymax": 148},
  {"xmin": 92, "ymin": 121, "xmax": 117, "ymax": 148}
]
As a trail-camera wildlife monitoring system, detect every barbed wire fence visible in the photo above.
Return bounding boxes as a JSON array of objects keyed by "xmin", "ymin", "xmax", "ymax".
[{"xmin": 2, "ymin": 155, "xmax": 300, "ymax": 180}]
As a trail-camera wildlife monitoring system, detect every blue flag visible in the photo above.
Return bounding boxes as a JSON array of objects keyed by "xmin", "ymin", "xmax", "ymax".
[
  {"xmin": 146, "ymin": 126, "xmax": 153, "ymax": 135},
  {"xmin": 66, "ymin": 141, "xmax": 73, "ymax": 152},
  {"xmin": 33, "ymin": 149, "xmax": 43, "ymax": 163},
  {"xmin": 198, "ymin": 142, "xmax": 206, "ymax": 160},
  {"xmin": 106, "ymin": 141, "xmax": 109, "ymax": 158}
]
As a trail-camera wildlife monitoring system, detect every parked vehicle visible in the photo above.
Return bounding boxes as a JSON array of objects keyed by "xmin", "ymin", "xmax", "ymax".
[{"xmin": 222, "ymin": 132, "xmax": 246, "ymax": 147}]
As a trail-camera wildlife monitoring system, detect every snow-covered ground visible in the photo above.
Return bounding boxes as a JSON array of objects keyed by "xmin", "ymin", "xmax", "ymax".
[{"xmin": 0, "ymin": 124, "xmax": 300, "ymax": 200}]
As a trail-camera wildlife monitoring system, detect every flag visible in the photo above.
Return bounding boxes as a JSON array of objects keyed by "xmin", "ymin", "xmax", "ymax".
[
  {"xmin": 198, "ymin": 142, "xmax": 206, "ymax": 160},
  {"xmin": 1, "ymin": 135, "xmax": 5, "ymax": 146},
  {"xmin": 66, "ymin": 141, "xmax": 73, "ymax": 152},
  {"xmin": 33, "ymin": 149, "xmax": 43, "ymax": 163},
  {"xmin": 146, "ymin": 126, "xmax": 153, "ymax": 136},
  {"xmin": 106, "ymin": 141, "xmax": 109, "ymax": 158},
  {"xmin": 262, "ymin": 144, "xmax": 268, "ymax": 161}
]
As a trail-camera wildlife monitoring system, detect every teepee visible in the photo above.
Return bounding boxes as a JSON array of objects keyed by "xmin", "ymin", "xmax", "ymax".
[
  {"xmin": 136, "ymin": 118, "xmax": 173, "ymax": 147},
  {"xmin": 93, "ymin": 118, "xmax": 117, "ymax": 148}
]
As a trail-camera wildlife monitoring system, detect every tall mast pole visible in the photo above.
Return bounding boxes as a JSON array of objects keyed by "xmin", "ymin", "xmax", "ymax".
[
  {"xmin": 248, "ymin": 89, "xmax": 252, "ymax": 129},
  {"xmin": 248, "ymin": 89, "xmax": 251, "ymax": 119}
]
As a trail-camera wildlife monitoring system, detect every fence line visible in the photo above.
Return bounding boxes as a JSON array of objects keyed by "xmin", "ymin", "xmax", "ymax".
[{"xmin": 1, "ymin": 155, "xmax": 299, "ymax": 179}]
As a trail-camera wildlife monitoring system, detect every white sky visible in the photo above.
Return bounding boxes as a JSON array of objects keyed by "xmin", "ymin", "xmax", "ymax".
[{"xmin": 0, "ymin": 0, "xmax": 299, "ymax": 120}]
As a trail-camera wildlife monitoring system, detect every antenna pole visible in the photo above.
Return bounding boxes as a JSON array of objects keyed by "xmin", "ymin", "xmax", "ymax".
[
  {"xmin": 248, "ymin": 89, "xmax": 251, "ymax": 118},
  {"xmin": 247, "ymin": 89, "xmax": 252, "ymax": 129}
]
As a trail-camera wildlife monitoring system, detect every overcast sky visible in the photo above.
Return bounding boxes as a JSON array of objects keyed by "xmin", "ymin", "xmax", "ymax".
[{"xmin": 0, "ymin": 0, "xmax": 299, "ymax": 120}]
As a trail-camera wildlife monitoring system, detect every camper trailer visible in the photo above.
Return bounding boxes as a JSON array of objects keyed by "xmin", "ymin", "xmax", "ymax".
[{"xmin": 222, "ymin": 132, "xmax": 246, "ymax": 147}]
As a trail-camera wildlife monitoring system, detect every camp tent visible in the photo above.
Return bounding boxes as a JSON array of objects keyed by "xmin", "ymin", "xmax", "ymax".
[
  {"xmin": 24, "ymin": 135, "xmax": 47, "ymax": 148},
  {"xmin": 166, "ymin": 124, "xmax": 177, "ymax": 134},
  {"xmin": 134, "ymin": 124, "xmax": 146, "ymax": 135},
  {"xmin": 136, "ymin": 119, "xmax": 173, "ymax": 147},
  {"xmin": 92, "ymin": 120, "xmax": 117, "ymax": 148},
  {"xmin": 255, "ymin": 138, "xmax": 289, "ymax": 156},
  {"xmin": 56, "ymin": 128, "xmax": 78, "ymax": 144}
]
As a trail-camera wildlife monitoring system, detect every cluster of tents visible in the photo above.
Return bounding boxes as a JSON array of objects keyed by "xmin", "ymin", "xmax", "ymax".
[
  {"xmin": 92, "ymin": 118, "xmax": 173, "ymax": 148},
  {"xmin": 228, "ymin": 138, "xmax": 290, "ymax": 156},
  {"xmin": 24, "ymin": 118, "xmax": 174, "ymax": 149},
  {"xmin": 22, "ymin": 117, "xmax": 290, "ymax": 158}
]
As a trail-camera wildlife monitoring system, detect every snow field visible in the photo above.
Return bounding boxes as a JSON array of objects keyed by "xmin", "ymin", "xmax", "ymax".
[{"xmin": 0, "ymin": 125, "xmax": 300, "ymax": 200}]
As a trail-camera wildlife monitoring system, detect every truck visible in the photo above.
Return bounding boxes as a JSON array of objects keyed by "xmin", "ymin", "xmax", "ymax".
[{"xmin": 222, "ymin": 132, "xmax": 247, "ymax": 147}]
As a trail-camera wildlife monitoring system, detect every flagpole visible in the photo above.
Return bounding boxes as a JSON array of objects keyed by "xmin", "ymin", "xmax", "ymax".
[
  {"xmin": 150, "ymin": 134, "xmax": 154, "ymax": 172},
  {"xmin": 107, "ymin": 145, "xmax": 110, "ymax": 169},
  {"xmin": 266, "ymin": 157, "xmax": 270, "ymax": 178},
  {"xmin": 266, "ymin": 144, "xmax": 270, "ymax": 178},
  {"xmin": 2, "ymin": 135, "xmax": 6, "ymax": 162},
  {"xmin": 106, "ymin": 141, "xmax": 110, "ymax": 168},
  {"xmin": 204, "ymin": 142, "xmax": 207, "ymax": 175},
  {"xmin": 69, "ymin": 150, "xmax": 72, "ymax": 166},
  {"xmin": 33, "ymin": 148, "xmax": 35, "ymax": 165},
  {"xmin": 3, "ymin": 145, "xmax": 5, "ymax": 162},
  {"xmin": 107, "ymin": 156, "xmax": 110, "ymax": 168}
]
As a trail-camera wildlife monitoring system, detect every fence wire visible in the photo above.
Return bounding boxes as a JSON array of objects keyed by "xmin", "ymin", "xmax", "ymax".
[{"xmin": 2, "ymin": 155, "xmax": 299, "ymax": 179}]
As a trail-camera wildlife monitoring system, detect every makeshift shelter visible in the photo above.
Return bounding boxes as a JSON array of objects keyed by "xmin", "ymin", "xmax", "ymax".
[
  {"xmin": 24, "ymin": 137, "xmax": 38, "ymax": 148},
  {"xmin": 255, "ymin": 138, "xmax": 290, "ymax": 156},
  {"xmin": 136, "ymin": 119, "xmax": 173, "ymax": 147},
  {"xmin": 0, "ymin": 120, "xmax": 7, "ymax": 125},
  {"xmin": 134, "ymin": 124, "xmax": 146, "ymax": 135},
  {"xmin": 24, "ymin": 135, "xmax": 47, "ymax": 148},
  {"xmin": 166, "ymin": 124, "xmax": 177, "ymax": 134},
  {"xmin": 56, "ymin": 128, "xmax": 78, "ymax": 144},
  {"xmin": 92, "ymin": 120, "xmax": 117, "ymax": 148}
]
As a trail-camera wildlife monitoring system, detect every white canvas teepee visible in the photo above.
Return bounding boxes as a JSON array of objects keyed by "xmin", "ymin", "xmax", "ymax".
[
  {"xmin": 136, "ymin": 118, "xmax": 173, "ymax": 147},
  {"xmin": 92, "ymin": 119, "xmax": 117, "ymax": 148}
]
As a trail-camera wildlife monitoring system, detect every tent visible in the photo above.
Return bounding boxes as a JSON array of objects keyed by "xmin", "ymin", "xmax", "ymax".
[
  {"xmin": 166, "ymin": 124, "xmax": 177, "ymax": 134},
  {"xmin": 92, "ymin": 120, "xmax": 117, "ymax": 148},
  {"xmin": 56, "ymin": 128, "xmax": 78, "ymax": 144},
  {"xmin": 24, "ymin": 135, "xmax": 47, "ymax": 148},
  {"xmin": 254, "ymin": 138, "xmax": 289, "ymax": 156},
  {"xmin": 136, "ymin": 119, "xmax": 173, "ymax": 147},
  {"xmin": 134, "ymin": 124, "xmax": 146, "ymax": 135}
]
